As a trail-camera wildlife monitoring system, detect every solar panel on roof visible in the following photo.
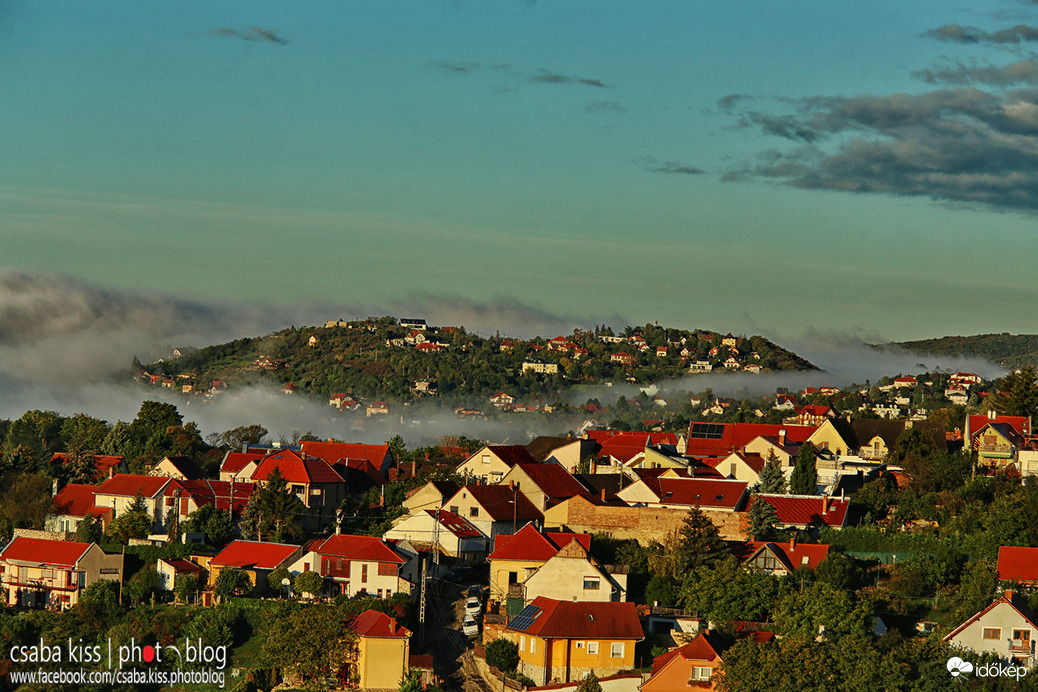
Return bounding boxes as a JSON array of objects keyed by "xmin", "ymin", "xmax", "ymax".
[
  {"xmin": 690, "ymin": 423, "xmax": 724, "ymax": 439},
  {"xmin": 509, "ymin": 605, "xmax": 542, "ymax": 632}
]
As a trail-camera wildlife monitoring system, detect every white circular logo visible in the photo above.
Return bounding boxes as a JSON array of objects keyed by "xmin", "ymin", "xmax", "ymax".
[{"xmin": 947, "ymin": 657, "xmax": 974, "ymax": 677}]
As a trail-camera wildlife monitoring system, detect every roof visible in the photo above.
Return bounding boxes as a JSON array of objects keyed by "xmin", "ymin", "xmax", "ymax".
[
  {"xmin": 650, "ymin": 631, "xmax": 724, "ymax": 676},
  {"xmin": 488, "ymin": 524, "xmax": 591, "ymax": 562},
  {"xmin": 973, "ymin": 422, "xmax": 1025, "ymax": 446},
  {"xmin": 166, "ymin": 479, "xmax": 254, "ymax": 512},
  {"xmin": 157, "ymin": 456, "xmax": 204, "ymax": 480},
  {"xmin": 312, "ymin": 534, "xmax": 405, "ymax": 564},
  {"xmin": 482, "ymin": 445, "xmax": 538, "ymax": 467},
  {"xmin": 526, "ymin": 436, "xmax": 577, "ymax": 462},
  {"xmin": 96, "ymin": 474, "xmax": 170, "ymax": 498},
  {"xmin": 220, "ymin": 451, "xmax": 266, "ymax": 475},
  {"xmin": 300, "ymin": 441, "xmax": 391, "ymax": 470},
  {"xmin": 51, "ymin": 483, "xmax": 101, "ymax": 517},
  {"xmin": 506, "ymin": 597, "xmax": 642, "ymax": 640},
  {"xmin": 447, "ymin": 485, "xmax": 544, "ymax": 524},
  {"xmin": 653, "ymin": 478, "xmax": 748, "ymax": 510},
  {"xmin": 968, "ymin": 414, "xmax": 1030, "ymax": 438},
  {"xmin": 211, "ymin": 540, "xmax": 300, "ymax": 570},
  {"xmin": 944, "ymin": 591, "xmax": 1038, "ymax": 642},
  {"xmin": 252, "ymin": 450, "xmax": 344, "ymax": 484},
  {"xmin": 405, "ymin": 480, "xmax": 461, "ymax": 500},
  {"xmin": 0, "ymin": 536, "xmax": 92, "ymax": 567},
  {"xmin": 747, "ymin": 495, "xmax": 850, "ymax": 528},
  {"xmin": 740, "ymin": 541, "xmax": 831, "ymax": 571},
  {"xmin": 998, "ymin": 546, "xmax": 1038, "ymax": 582},
  {"xmin": 350, "ymin": 609, "xmax": 410, "ymax": 638},
  {"xmin": 51, "ymin": 453, "xmax": 125, "ymax": 474},
  {"xmin": 426, "ymin": 510, "xmax": 483, "ymax": 538},
  {"xmin": 586, "ymin": 430, "xmax": 678, "ymax": 446},
  {"xmin": 511, "ymin": 463, "xmax": 590, "ymax": 501},
  {"xmin": 851, "ymin": 420, "xmax": 946, "ymax": 450},
  {"xmin": 161, "ymin": 558, "xmax": 201, "ymax": 573},
  {"xmin": 684, "ymin": 422, "xmax": 816, "ymax": 458}
]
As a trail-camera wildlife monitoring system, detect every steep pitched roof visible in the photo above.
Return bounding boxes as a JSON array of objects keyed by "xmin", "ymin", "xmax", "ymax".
[
  {"xmin": 507, "ymin": 597, "xmax": 642, "ymax": 640},
  {"xmin": 747, "ymin": 495, "xmax": 850, "ymax": 528},
  {"xmin": 487, "ymin": 445, "xmax": 538, "ymax": 467},
  {"xmin": 654, "ymin": 478, "xmax": 748, "ymax": 510},
  {"xmin": 211, "ymin": 540, "xmax": 300, "ymax": 570},
  {"xmin": 650, "ymin": 631, "xmax": 724, "ymax": 676},
  {"xmin": 586, "ymin": 431, "xmax": 678, "ymax": 446},
  {"xmin": 252, "ymin": 450, "xmax": 344, "ymax": 484},
  {"xmin": 997, "ymin": 546, "xmax": 1038, "ymax": 582},
  {"xmin": 300, "ymin": 441, "xmax": 391, "ymax": 470},
  {"xmin": 488, "ymin": 524, "xmax": 591, "ymax": 561},
  {"xmin": 426, "ymin": 510, "xmax": 483, "ymax": 538},
  {"xmin": 944, "ymin": 591, "xmax": 1038, "ymax": 641},
  {"xmin": 313, "ymin": 534, "xmax": 405, "ymax": 564},
  {"xmin": 96, "ymin": 474, "xmax": 170, "ymax": 498},
  {"xmin": 0, "ymin": 536, "xmax": 92, "ymax": 567},
  {"xmin": 741, "ymin": 541, "xmax": 831, "ymax": 571},
  {"xmin": 351, "ymin": 609, "xmax": 410, "ymax": 638},
  {"xmin": 526, "ymin": 437, "xmax": 576, "ymax": 462},
  {"xmin": 166, "ymin": 479, "xmax": 254, "ymax": 513},
  {"xmin": 51, "ymin": 483, "xmax": 101, "ymax": 517},
  {"xmin": 158, "ymin": 456, "xmax": 204, "ymax": 480},
  {"xmin": 220, "ymin": 452, "xmax": 266, "ymax": 475},
  {"xmin": 968, "ymin": 414, "xmax": 1030, "ymax": 438},
  {"xmin": 512, "ymin": 463, "xmax": 590, "ymax": 501},
  {"xmin": 449, "ymin": 485, "xmax": 544, "ymax": 524}
]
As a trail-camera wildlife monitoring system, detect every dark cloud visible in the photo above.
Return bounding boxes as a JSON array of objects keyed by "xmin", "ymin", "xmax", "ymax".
[
  {"xmin": 431, "ymin": 59, "xmax": 480, "ymax": 74},
  {"xmin": 926, "ymin": 23, "xmax": 1038, "ymax": 44},
  {"xmin": 632, "ymin": 155, "xmax": 704, "ymax": 176},
  {"xmin": 584, "ymin": 100, "xmax": 625, "ymax": 114},
  {"xmin": 207, "ymin": 26, "xmax": 288, "ymax": 45},
  {"xmin": 718, "ymin": 93, "xmax": 751, "ymax": 113},
  {"xmin": 915, "ymin": 58, "xmax": 1038, "ymax": 86},
  {"xmin": 530, "ymin": 70, "xmax": 611, "ymax": 87}
]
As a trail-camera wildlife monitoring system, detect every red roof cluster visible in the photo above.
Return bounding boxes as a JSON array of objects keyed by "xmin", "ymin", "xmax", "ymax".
[
  {"xmin": 220, "ymin": 452, "xmax": 266, "ymax": 475},
  {"xmin": 653, "ymin": 478, "xmax": 748, "ymax": 510},
  {"xmin": 96, "ymin": 474, "xmax": 170, "ymax": 498},
  {"xmin": 489, "ymin": 524, "xmax": 591, "ymax": 562},
  {"xmin": 684, "ymin": 422, "xmax": 816, "ymax": 458},
  {"xmin": 252, "ymin": 450, "xmax": 344, "ymax": 484},
  {"xmin": 747, "ymin": 494, "xmax": 850, "ymax": 528},
  {"xmin": 300, "ymin": 441, "xmax": 391, "ymax": 473}
]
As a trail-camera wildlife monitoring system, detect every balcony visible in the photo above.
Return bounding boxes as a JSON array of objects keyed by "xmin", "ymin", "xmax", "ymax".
[
  {"xmin": 977, "ymin": 444, "xmax": 1013, "ymax": 455},
  {"xmin": 1009, "ymin": 640, "xmax": 1032, "ymax": 654},
  {"xmin": 506, "ymin": 583, "xmax": 525, "ymax": 600}
]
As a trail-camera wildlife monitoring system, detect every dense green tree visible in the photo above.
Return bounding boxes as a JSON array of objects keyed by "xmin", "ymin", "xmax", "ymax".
[
  {"xmin": 125, "ymin": 565, "xmax": 161, "ymax": 605},
  {"xmin": 255, "ymin": 467, "xmax": 305, "ymax": 542},
  {"xmin": 757, "ymin": 450, "xmax": 786, "ymax": 494},
  {"xmin": 294, "ymin": 570, "xmax": 324, "ymax": 598},
  {"xmin": 774, "ymin": 581, "xmax": 871, "ymax": 641},
  {"xmin": 0, "ymin": 473, "xmax": 53, "ymax": 540},
  {"xmin": 262, "ymin": 606, "xmax": 356, "ymax": 689},
  {"xmin": 215, "ymin": 567, "xmax": 252, "ymax": 601},
  {"xmin": 747, "ymin": 495, "xmax": 780, "ymax": 541},
  {"xmin": 176, "ymin": 573, "xmax": 200, "ymax": 605},
  {"xmin": 183, "ymin": 503, "xmax": 235, "ymax": 548},
  {"xmin": 267, "ymin": 567, "xmax": 292, "ymax": 596},
  {"xmin": 680, "ymin": 556, "xmax": 780, "ymax": 622},
  {"xmin": 75, "ymin": 514, "xmax": 101, "ymax": 543},
  {"xmin": 675, "ymin": 507, "xmax": 729, "ymax": 571},
  {"xmin": 789, "ymin": 444, "xmax": 817, "ymax": 495},
  {"xmin": 994, "ymin": 365, "xmax": 1038, "ymax": 418},
  {"xmin": 575, "ymin": 671, "xmax": 603, "ymax": 692},
  {"xmin": 105, "ymin": 492, "xmax": 153, "ymax": 543},
  {"xmin": 398, "ymin": 670, "xmax": 423, "ymax": 692},
  {"xmin": 485, "ymin": 639, "xmax": 519, "ymax": 672}
]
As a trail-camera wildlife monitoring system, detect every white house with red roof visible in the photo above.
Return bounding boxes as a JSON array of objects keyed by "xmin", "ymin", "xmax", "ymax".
[
  {"xmin": 518, "ymin": 537, "xmax": 628, "ymax": 606},
  {"xmin": 208, "ymin": 540, "xmax": 305, "ymax": 596},
  {"xmin": 46, "ymin": 483, "xmax": 113, "ymax": 533},
  {"xmin": 250, "ymin": 449, "xmax": 346, "ymax": 531},
  {"xmin": 219, "ymin": 451, "xmax": 266, "ymax": 482},
  {"xmin": 94, "ymin": 474, "xmax": 172, "ymax": 533},
  {"xmin": 0, "ymin": 537, "xmax": 123, "ymax": 609},
  {"xmin": 739, "ymin": 539, "xmax": 830, "ymax": 576},
  {"xmin": 383, "ymin": 510, "xmax": 487, "ymax": 564},
  {"xmin": 442, "ymin": 485, "xmax": 545, "ymax": 541},
  {"xmin": 156, "ymin": 557, "xmax": 202, "ymax": 594},
  {"xmin": 487, "ymin": 524, "xmax": 593, "ymax": 603},
  {"xmin": 945, "ymin": 591, "xmax": 1038, "ymax": 669},
  {"xmin": 300, "ymin": 440, "xmax": 394, "ymax": 478},
  {"xmin": 745, "ymin": 494, "xmax": 850, "ymax": 530},
  {"xmin": 288, "ymin": 534, "xmax": 409, "ymax": 599}
]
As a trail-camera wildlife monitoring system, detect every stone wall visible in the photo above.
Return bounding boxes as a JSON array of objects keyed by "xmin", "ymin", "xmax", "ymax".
[{"xmin": 547, "ymin": 499, "xmax": 747, "ymax": 542}]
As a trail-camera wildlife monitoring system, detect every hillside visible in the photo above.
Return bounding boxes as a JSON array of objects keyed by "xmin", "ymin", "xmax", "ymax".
[
  {"xmin": 138, "ymin": 317, "xmax": 817, "ymax": 405},
  {"xmin": 896, "ymin": 333, "xmax": 1038, "ymax": 369}
]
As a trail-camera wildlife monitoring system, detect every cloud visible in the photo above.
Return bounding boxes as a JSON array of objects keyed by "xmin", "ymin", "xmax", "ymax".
[
  {"xmin": 632, "ymin": 155, "xmax": 705, "ymax": 176},
  {"xmin": 529, "ymin": 70, "xmax": 611, "ymax": 88},
  {"xmin": 718, "ymin": 93, "xmax": 751, "ymax": 113},
  {"xmin": 207, "ymin": 26, "xmax": 288, "ymax": 45},
  {"xmin": 584, "ymin": 100, "xmax": 625, "ymax": 114},
  {"xmin": 914, "ymin": 58, "xmax": 1038, "ymax": 86},
  {"xmin": 926, "ymin": 23, "xmax": 1038, "ymax": 44},
  {"xmin": 431, "ymin": 59, "xmax": 480, "ymax": 74}
]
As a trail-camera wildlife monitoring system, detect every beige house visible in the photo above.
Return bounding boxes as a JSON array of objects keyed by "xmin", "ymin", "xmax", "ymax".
[
  {"xmin": 442, "ymin": 485, "xmax": 544, "ymax": 541},
  {"xmin": 456, "ymin": 445, "xmax": 536, "ymax": 484},
  {"xmin": 402, "ymin": 481, "xmax": 461, "ymax": 514},
  {"xmin": 350, "ymin": 610, "xmax": 411, "ymax": 690},
  {"xmin": 487, "ymin": 524, "xmax": 592, "ymax": 603},
  {"xmin": 519, "ymin": 539, "xmax": 628, "ymax": 605},
  {"xmin": 945, "ymin": 591, "xmax": 1038, "ymax": 668},
  {"xmin": 94, "ymin": 474, "xmax": 171, "ymax": 533},
  {"xmin": 0, "ymin": 537, "xmax": 123, "ymax": 609}
]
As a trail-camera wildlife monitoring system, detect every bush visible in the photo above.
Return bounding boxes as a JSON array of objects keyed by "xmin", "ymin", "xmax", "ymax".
[{"xmin": 485, "ymin": 638, "xmax": 519, "ymax": 673}]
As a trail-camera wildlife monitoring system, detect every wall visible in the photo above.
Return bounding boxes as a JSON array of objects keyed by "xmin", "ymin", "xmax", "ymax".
[{"xmin": 545, "ymin": 497, "xmax": 746, "ymax": 542}]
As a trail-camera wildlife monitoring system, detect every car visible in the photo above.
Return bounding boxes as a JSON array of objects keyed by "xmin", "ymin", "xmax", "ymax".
[
  {"xmin": 467, "ymin": 584, "xmax": 483, "ymax": 599},
  {"xmin": 465, "ymin": 596, "xmax": 482, "ymax": 616},
  {"xmin": 463, "ymin": 615, "xmax": 479, "ymax": 637}
]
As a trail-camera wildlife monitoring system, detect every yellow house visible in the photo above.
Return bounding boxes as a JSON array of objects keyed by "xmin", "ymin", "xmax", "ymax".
[
  {"xmin": 506, "ymin": 597, "xmax": 643, "ymax": 686},
  {"xmin": 350, "ymin": 609, "xmax": 411, "ymax": 690},
  {"xmin": 806, "ymin": 419, "xmax": 857, "ymax": 458},
  {"xmin": 207, "ymin": 540, "xmax": 303, "ymax": 596},
  {"xmin": 488, "ymin": 524, "xmax": 591, "ymax": 605},
  {"xmin": 455, "ymin": 445, "xmax": 536, "ymax": 484}
]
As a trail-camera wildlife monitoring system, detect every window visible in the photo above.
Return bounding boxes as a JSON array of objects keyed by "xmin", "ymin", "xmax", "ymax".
[
  {"xmin": 292, "ymin": 485, "xmax": 305, "ymax": 495},
  {"xmin": 509, "ymin": 571, "xmax": 518, "ymax": 584},
  {"xmin": 576, "ymin": 641, "xmax": 584, "ymax": 649},
  {"xmin": 530, "ymin": 639, "xmax": 536, "ymax": 654},
  {"xmin": 587, "ymin": 642, "xmax": 599, "ymax": 655},
  {"xmin": 482, "ymin": 454, "xmax": 491, "ymax": 464},
  {"xmin": 470, "ymin": 507, "xmax": 479, "ymax": 517},
  {"xmin": 520, "ymin": 636, "xmax": 525, "ymax": 652},
  {"xmin": 983, "ymin": 628, "xmax": 1001, "ymax": 640},
  {"xmin": 691, "ymin": 667, "xmax": 712, "ymax": 681},
  {"xmin": 377, "ymin": 589, "xmax": 383, "ymax": 597},
  {"xmin": 583, "ymin": 578, "xmax": 600, "ymax": 590},
  {"xmin": 450, "ymin": 506, "xmax": 459, "ymax": 515},
  {"xmin": 361, "ymin": 564, "xmax": 368, "ymax": 583},
  {"xmin": 610, "ymin": 642, "xmax": 624, "ymax": 658}
]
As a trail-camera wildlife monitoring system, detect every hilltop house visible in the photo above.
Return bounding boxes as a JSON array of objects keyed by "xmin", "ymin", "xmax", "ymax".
[
  {"xmin": 0, "ymin": 537, "xmax": 123, "ymax": 610},
  {"xmin": 945, "ymin": 591, "xmax": 1038, "ymax": 669},
  {"xmin": 207, "ymin": 540, "xmax": 305, "ymax": 597}
]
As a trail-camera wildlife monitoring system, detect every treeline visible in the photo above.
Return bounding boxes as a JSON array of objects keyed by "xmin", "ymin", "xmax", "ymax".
[{"xmin": 897, "ymin": 332, "xmax": 1038, "ymax": 369}]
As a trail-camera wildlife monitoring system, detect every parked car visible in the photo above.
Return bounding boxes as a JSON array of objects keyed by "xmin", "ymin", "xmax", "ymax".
[
  {"xmin": 463, "ymin": 615, "xmax": 479, "ymax": 637},
  {"xmin": 465, "ymin": 596, "xmax": 482, "ymax": 616},
  {"xmin": 467, "ymin": 584, "xmax": 483, "ymax": 599}
]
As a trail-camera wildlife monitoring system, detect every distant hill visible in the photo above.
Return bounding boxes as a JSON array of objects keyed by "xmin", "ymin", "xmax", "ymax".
[
  {"xmin": 896, "ymin": 333, "xmax": 1038, "ymax": 369},
  {"xmin": 137, "ymin": 317, "xmax": 816, "ymax": 405}
]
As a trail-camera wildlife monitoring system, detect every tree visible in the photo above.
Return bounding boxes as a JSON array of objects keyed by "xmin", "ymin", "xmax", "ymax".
[
  {"xmin": 789, "ymin": 445, "xmax": 817, "ymax": 496},
  {"xmin": 262, "ymin": 606, "xmax": 356, "ymax": 688},
  {"xmin": 675, "ymin": 507, "xmax": 729, "ymax": 571},
  {"xmin": 105, "ymin": 492, "xmax": 153, "ymax": 543},
  {"xmin": 747, "ymin": 495, "xmax": 780, "ymax": 541},
  {"xmin": 166, "ymin": 488, "xmax": 182, "ymax": 544},
  {"xmin": 680, "ymin": 556, "xmax": 780, "ymax": 623},
  {"xmin": 774, "ymin": 581, "xmax": 871, "ymax": 641},
  {"xmin": 398, "ymin": 670, "xmax": 423, "ymax": 692},
  {"xmin": 575, "ymin": 671, "xmax": 603, "ymax": 692},
  {"xmin": 183, "ymin": 503, "xmax": 234, "ymax": 548},
  {"xmin": 215, "ymin": 567, "xmax": 252, "ymax": 601},
  {"xmin": 267, "ymin": 567, "xmax": 292, "ymax": 596},
  {"xmin": 255, "ymin": 467, "xmax": 304, "ymax": 542},
  {"xmin": 757, "ymin": 450, "xmax": 786, "ymax": 494},
  {"xmin": 176, "ymin": 573, "xmax": 199, "ymax": 605},
  {"xmin": 294, "ymin": 570, "xmax": 324, "ymax": 599},
  {"xmin": 995, "ymin": 365, "xmax": 1038, "ymax": 418},
  {"xmin": 485, "ymin": 639, "xmax": 519, "ymax": 672},
  {"xmin": 76, "ymin": 514, "xmax": 101, "ymax": 543},
  {"xmin": 125, "ymin": 565, "xmax": 161, "ymax": 605}
]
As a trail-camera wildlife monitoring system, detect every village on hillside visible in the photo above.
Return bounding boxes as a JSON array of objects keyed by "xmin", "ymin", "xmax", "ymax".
[{"xmin": 3, "ymin": 357, "xmax": 1038, "ymax": 691}]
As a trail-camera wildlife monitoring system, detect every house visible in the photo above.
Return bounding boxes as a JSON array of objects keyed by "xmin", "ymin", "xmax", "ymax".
[
  {"xmin": 643, "ymin": 631, "xmax": 726, "ymax": 692},
  {"xmin": 349, "ymin": 610, "xmax": 411, "ymax": 691},
  {"xmin": 487, "ymin": 524, "xmax": 592, "ymax": 604},
  {"xmin": 526, "ymin": 437, "xmax": 595, "ymax": 474},
  {"xmin": 506, "ymin": 597, "xmax": 643, "ymax": 686},
  {"xmin": 250, "ymin": 450, "xmax": 346, "ymax": 531},
  {"xmin": 156, "ymin": 558, "xmax": 202, "ymax": 593},
  {"xmin": 548, "ymin": 337, "xmax": 574, "ymax": 352},
  {"xmin": 499, "ymin": 463, "xmax": 591, "ymax": 511},
  {"xmin": 94, "ymin": 474, "xmax": 172, "ymax": 533},
  {"xmin": 617, "ymin": 477, "xmax": 748, "ymax": 513},
  {"xmin": 806, "ymin": 418, "xmax": 859, "ymax": 459},
  {"xmin": 997, "ymin": 546, "xmax": 1038, "ymax": 588},
  {"xmin": 971, "ymin": 422, "xmax": 1025, "ymax": 469},
  {"xmin": 403, "ymin": 480, "xmax": 462, "ymax": 514},
  {"xmin": 289, "ymin": 534, "xmax": 409, "ymax": 599},
  {"xmin": 162, "ymin": 479, "xmax": 254, "ymax": 528},
  {"xmin": 0, "ymin": 537, "xmax": 123, "ymax": 610},
  {"xmin": 894, "ymin": 376, "xmax": 918, "ymax": 389},
  {"xmin": 786, "ymin": 405, "xmax": 837, "ymax": 426},
  {"xmin": 518, "ymin": 538, "xmax": 628, "ymax": 606},
  {"xmin": 366, "ymin": 401, "xmax": 390, "ymax": 417},
  {"xmin": 946, "ymin": 388, "xmax": 969, "ymax": 406},
  {"xmin": 150, "ymin": 455, "xmax": 204, "ymax": 481},
  {"xmin": 738, "ymin": 539, "xmax": 830, "ymax": 576},
  {"xmin": 522, "ymin": 361, "xmax": 559, "ymax": 375},
  {"xmin": 46, "ymin": 483, "xmax": 113, "ymax": 533},
  {"xmin": 689, "ymin": 361, "xmax": 713, "ymax": 373},
  {"xmin": 944, "ymin": 591, "xmax": 1038, "ymax": 669},
  {"xmin": 610, "ymin": 352, "xmax": 634, "ymax": 365},
  {"xmin": 684, "ymin": 422, "xmax": 815, "ymax": 462},
  {"xmin": 300, "ymin": 440, "xmax": 394, "ymax": 478},
  {"xmin": 219, "ymin": 451, "xmax": 266, "ymax": 482},
  {"xmin": 965, "ymin": 412, "xmax": 1031, "ymax": 446},
  {"xmin": 774, "ymin": 394, "xmax": 797, "ymax": 411},
  {"xmin": 383, "ymin": 510, "xmax": 487, "ymax": 564},
  {"xmin": 490, "ymin": 392, "xmax": 517, "ymax": 408},
  {"xmin": 745, "ymin": 494, "xmax": 850, "ymax": 530},
  {"xmin": 851, "ymin": 420, "xmax": 946, "ymax": 461},
  {"xmin": 207, "ymin": 540, "xmax": 304, "ymax": 596},
  {"xmin": 442, "ymin": 484, "xmax": 544, "ymax": 541},
  {"xmin": 714, "ymin": 452, "xmax": 768, "ymax": 485},
  {"xmin": 456, "ymin": 445, "xmax": 537, "ymax": 485}
]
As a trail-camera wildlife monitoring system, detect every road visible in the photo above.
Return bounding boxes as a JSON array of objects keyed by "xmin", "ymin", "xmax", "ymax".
[{"xmin": 417, "ymin": 573, "xmax": 494, "ymax": 692}]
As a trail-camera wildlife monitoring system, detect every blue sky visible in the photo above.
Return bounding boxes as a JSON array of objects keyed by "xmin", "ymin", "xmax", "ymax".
[{"xmin": 4, "ymin": 0, "xmax": 1038, "ymax": 343}]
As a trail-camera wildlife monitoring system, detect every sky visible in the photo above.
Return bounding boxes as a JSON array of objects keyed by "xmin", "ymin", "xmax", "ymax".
[{"xmin": 4, "ymin": 0, "xmax": 1038, "ymax": 349}]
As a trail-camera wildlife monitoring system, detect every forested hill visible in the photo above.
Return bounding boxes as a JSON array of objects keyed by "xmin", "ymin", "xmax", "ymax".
[
  {"xmin": 138, "ymin": 318, "xmax": 816, "ymax": 404},
  {"xmin": 896, "ymin": 333, "xmax": 1038, "ymax": 369}
]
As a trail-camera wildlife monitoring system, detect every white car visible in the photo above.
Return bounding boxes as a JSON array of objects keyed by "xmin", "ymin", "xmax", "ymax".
[
  {"xmin": 463, "ymin": 615, "xmax": 479, "ymax": 637},
  {"xmin": 465, "ymin": 596, "xmax": 482, "ymax": 616}
]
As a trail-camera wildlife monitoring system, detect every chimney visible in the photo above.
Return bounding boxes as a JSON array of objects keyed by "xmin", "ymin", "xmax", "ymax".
[
  {"xmin": 779, "ymin": 429, "xmax": 786, "ymax": 446},
  {"xmin": 989, "ymin": 409, "xmax": 997, "ymax": 420},
  {"xmin": 789, "ymin": 536, "xmax": 796, "ymax": 550},
  {"xmin": 601, "ymin": 488, "xmax": 607, "ymax": 502},
  {"xmin": 1005, "ymin": 589, "xmax": 1016, "ymax": 602},
  {"xmin": 51, "ymin": 478, "xmax": 61, "ymax": 497},
  {"xmin": 411, "ymin": 459, "xmax": 417, "ymax": 477},
  {"xmin": 822, "ymin": 495, "xmax": 830, "ymax": 513},
  {"xmin": 510, "ymin": 481, "xmax": 515, "ymax": 489}
]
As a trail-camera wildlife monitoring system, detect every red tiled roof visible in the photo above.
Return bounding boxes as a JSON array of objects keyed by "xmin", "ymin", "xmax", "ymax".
[
  {"xmin": 426, "ymin": 510, "xmax": 483, "ymax": 538},
  {"xmin": 166, "ymin": 480, "xmax": 254, "ymax": 512},
  {"xmin": 0, "ymin": 537, "xmax": 92, "ymax": 567},
  {"xmin": 512, "ymin": 463, "xmax": 590, "ymax": 500},
  {"xmin": 252, "ymin": 450, "xmax": 344, "ymax": 484},
  {"xmin": 313, "ymin": 535, "xmax": 405, "ymax": 564},
  {"xmin": 998, "ymin": 546, "xmax": 1038, "ymax": 582},
  {"xmin": 51, "ymin": 453, "xmax": 124, "ymax": 472},
  {"xmin": 585, "ymin": 431, "xmax": 678, "ymax": 446},
  {"xmin": 508, "ymin": 597, "xmax": 642, "ymax": 640},
  {"xmin": 96, "ymin": 474, "xmax": 170, "ymax": 498},
  {"xmin": 51, "ymin": 483, "xmax": 101, "ymax": 517},
  {"xmin": 684, "ymin": 422, "xmax": 816, "ymax": 458},
  {"xmin": 300, "ymin": 441, "xmax": 390, "ymax": 470},
  {"xmin": 162, "ymin": 558, "xmax": 201, "ymax": 573},
  {"xmin": 211, "ymin": 540, "xmax": 300, "ymax": 570},
  {"xmin": 485, "ymin": 445, "xmax": 537, "ymax": 467},
  {"xmin": 654, "ymin": 478, "xmax": 748, "ymax": 510},
  {"xmin": 741, "ymin": 541, "xmax": 830, "ymax": 571},
  {"xmin": 221, "ymin": 452, "xmax": 266, "ymax": 475},
  {"xmin": 489, "ymin": 524, "xmax": 591, "ymax": 561},
  {"xmin": 351, "ymin": 609, "xmax": 410, "ymax": 638},
  {"xmin": 968, "ymin": 414, "xmax": 1030, "ymax": 438},
  {"xmin": 447, "ymin": 485, "xmax": 544, "ymax": 524},
  {"xmin": 747, "ymin": 495, "xmax": 850, "ymax": 528},
  {"xmin": 650, "ymin": 632, "xmax": 723, "ymax": 676},
  {"xmin": 944, "ymin": 591, "xmax": 1038, "ymax": 641}
]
